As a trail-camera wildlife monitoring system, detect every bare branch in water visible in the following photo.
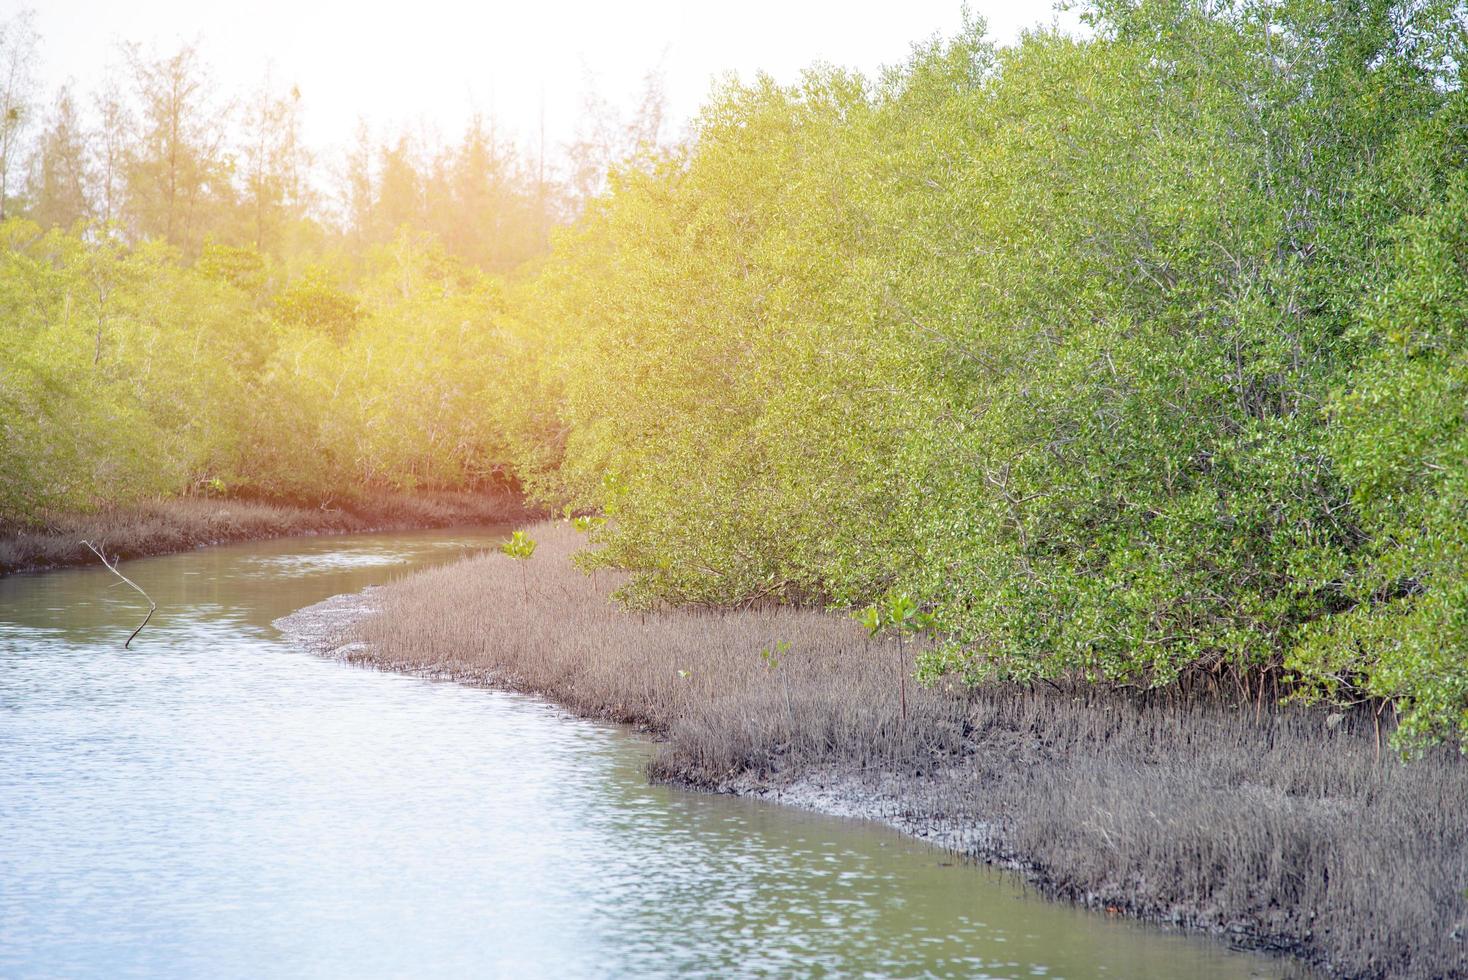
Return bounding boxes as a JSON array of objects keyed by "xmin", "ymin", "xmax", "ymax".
[{"xmin": 81, "ymin": 540, "xmax": 157, "ymax": 648}]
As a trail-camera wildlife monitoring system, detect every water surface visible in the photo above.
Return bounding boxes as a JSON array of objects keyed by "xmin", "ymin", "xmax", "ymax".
[{"xmin": 0, "ymin": 530, "xmax": 1291, "ymax": 978}]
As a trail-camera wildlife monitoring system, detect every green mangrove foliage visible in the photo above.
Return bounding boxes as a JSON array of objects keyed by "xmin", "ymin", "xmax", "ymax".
[
  {"xmin": 0, "ymin": 227, "xmax": 520, "ymax": 518},
  {"xmin": 240, "ymin": 237, "xmax": 518, "ymax": 500},
  {"xmin": 5, "ymin": 1, "xmax": 1467, "ymax": 749},
  {"xmin": 510, "ymin": 1, "xmax": 1468, "ymax": 748},
  {"xmin": 0, "ymin": 225, "xmax": 262, "ymax": 518}
]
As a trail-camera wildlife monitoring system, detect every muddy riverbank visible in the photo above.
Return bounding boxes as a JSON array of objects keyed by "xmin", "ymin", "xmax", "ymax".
[
  {"xmin": 276, "ymin": 522, "xmax": 1467, "ymax": 980},
  {"xmin": 0, "ymin": 490, "xmax": 532, "ymax": 577}
]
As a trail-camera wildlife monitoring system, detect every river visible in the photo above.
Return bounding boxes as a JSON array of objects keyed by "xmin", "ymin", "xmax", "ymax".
[{"xmin": 0, "ymin": 528, "xmax": 1288, "ymax": 978}]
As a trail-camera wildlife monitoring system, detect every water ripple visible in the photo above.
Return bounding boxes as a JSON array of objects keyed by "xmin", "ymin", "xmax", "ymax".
[{"xmin": 0, "ymin": 530, "xmax": 1283, "ymax": 979}]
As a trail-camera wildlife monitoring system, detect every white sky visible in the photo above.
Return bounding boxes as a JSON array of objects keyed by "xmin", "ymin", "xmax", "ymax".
[{"xmin": 15, "ymin": 1, "xmax": 1076, "ymax": 165}]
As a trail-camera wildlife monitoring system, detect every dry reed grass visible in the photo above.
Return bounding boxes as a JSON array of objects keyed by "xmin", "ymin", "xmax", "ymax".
[
  {"xmin": 0, "ymin": 489, "xmax": 529, "ymax": 576},
  {"xmin": 347, "ymin": 521, "xmax": 1467, "ymax": 980}
]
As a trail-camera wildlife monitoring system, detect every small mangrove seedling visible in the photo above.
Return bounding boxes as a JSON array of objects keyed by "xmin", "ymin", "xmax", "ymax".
[
  {"xmin": 760, "ymin": 639, "xmax": 791, "ymax": 670},
  {"xmin": 501, "ymin": 530, "xmax": 538, "ymax": 560},
  {"xmin": 855, "ymin": 592, "xmax": 935, "ymax": 723},
  {"xmin": 571, "ymin": 515, "xmax": 606, "ymax": 534},
  {"xmin": 501, "ymin": 530, "xmax": 538, "ymax": 598}
]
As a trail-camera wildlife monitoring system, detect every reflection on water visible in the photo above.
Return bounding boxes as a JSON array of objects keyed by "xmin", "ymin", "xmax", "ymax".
[
  {"xmin": 240, "ymin": 550, "xmax": 414, "ymax": 575},
  {"xmin": 0, "ymin": 530, "xmax": 1288, "ymax": 978}
]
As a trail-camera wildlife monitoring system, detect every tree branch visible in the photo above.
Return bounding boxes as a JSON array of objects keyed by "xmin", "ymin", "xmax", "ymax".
[{"xmin": 81, "ymin": 540, "xmax": 157, "ymax": 648}]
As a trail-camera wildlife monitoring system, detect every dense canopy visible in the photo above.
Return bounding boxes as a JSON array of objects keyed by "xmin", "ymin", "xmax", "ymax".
[{"xmin": 3, "ymin": 0, "xmax": 1466, "ymax": 749}]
